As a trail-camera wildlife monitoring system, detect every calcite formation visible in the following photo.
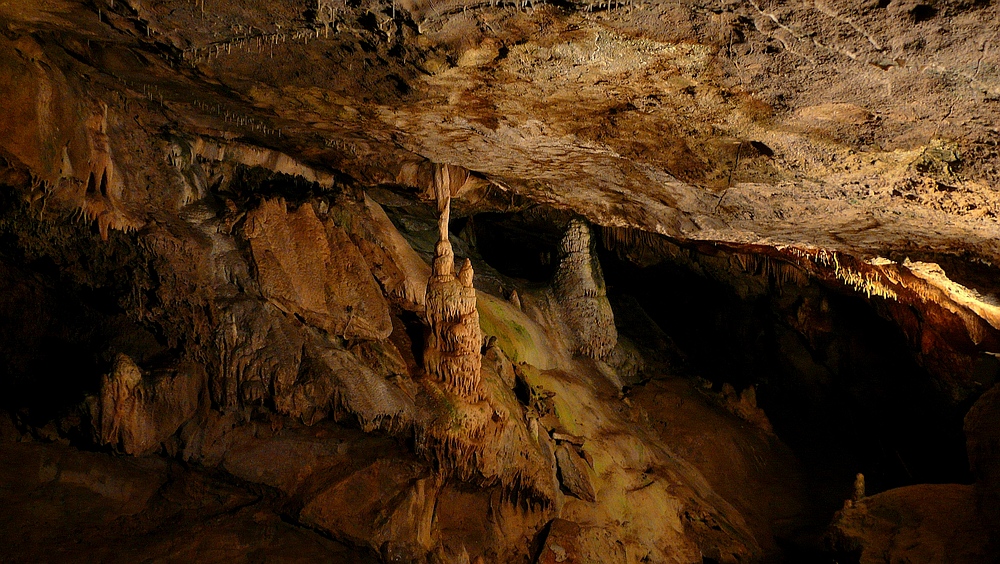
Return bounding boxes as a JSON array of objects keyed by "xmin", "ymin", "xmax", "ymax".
[
  {"xmin": 2, "ymin": 1, "xmax": 1000, "ymax": 560},
  {"xmin": 343, "ymin": 195, "xmax": 431, "ymax": 312},
  {"xmin": 94, "ymin": 354, "xmax": 200, "ymax": 455},
  {"xmin": 243, "ymin": 198, "xmax": 391, "ymax": 341},
  {"xmin": 97, "ymin": 354, "xmax": 144, "ymax": 451},
  {"xmin": 423, "ymin": 198, "xmax": 483, "ymax": 399},
  {"xmin": 212, "ymin": 299, "xmax": 414, "ymax": 429},
  {"xmin": 553, "ymin": 219, "xmax": 617, "ymax": 359}
]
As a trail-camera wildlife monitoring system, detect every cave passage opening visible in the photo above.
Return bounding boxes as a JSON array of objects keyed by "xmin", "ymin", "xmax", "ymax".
[
  {"xmin": 473, "ymin": 208, "xmax": 972, "ymax": 529},
  {"xmin": 596, "ymin": 241, "xmax": 972, "ymax": 510}
]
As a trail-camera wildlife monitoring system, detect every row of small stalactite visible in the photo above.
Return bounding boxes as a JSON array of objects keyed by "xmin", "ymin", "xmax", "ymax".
[
  {"xmin": 787, "ymin": 247, "xmax": 899, "ymax": 300},
  {"xmin": 731, "ymin": 252, "xmax": 810, "ymax": 288},
  {"xmin": 601, "ymin": 225, "xmax": 905, "ymax": 302},
  {"xmin": 599, "ymin": 225, "xmax": 677, "ymax": 263}
]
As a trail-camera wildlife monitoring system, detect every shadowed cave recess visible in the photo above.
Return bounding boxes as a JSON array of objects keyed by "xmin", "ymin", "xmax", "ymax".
[{"xmin": 2, "ymin": 0, "xmax": 1000, "ymax": 562}]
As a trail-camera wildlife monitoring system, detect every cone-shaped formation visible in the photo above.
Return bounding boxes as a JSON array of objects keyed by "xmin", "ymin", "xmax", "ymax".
[
  {"xmin": 424, "ymin": 199, "xmax": 483, "ymax": 399},
  {"xmin": 553, "ymin": 219, "xmax": 617, "ymax": 358}
]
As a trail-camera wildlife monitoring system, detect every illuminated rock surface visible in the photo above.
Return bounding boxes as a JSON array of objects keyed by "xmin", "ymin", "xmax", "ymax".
[{"xmin": 0, "ymin": 0, "xmax": 999, "ymax": 561}]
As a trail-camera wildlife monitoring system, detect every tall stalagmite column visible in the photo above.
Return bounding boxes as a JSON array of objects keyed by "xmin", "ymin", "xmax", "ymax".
[
  {"xmin": 423, "ymin": 196, "xmax": 483, "ymax": 399},
  {"xmin": 553, "ymin": 219, "xmax": 617, "ymax": 358}
]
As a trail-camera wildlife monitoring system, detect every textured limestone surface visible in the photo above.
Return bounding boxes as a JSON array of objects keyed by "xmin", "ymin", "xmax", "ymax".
[
  {"xmin": 553, "ymin": 218, "xmax": 618, "ymax": 359},
  {"xmin": 0, "ymin": 0, "xmax": 997, "ymax": 268},
  {"xmin": 1, "ymin": 1, "xmax": 999, "ymax": 562},
  {"xmin": 244, "ymin": 198, "xmax": 392, "ymax": 341}
]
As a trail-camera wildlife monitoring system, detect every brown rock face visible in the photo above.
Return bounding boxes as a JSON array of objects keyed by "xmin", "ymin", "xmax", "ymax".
[
  {"xmin": 537, "ymin": 519, "xmax": 627, "ymax": 564},
  {"xmin": 299, "ymin": 457, "xmax": 437, "ymax": 555},
  {"xmin": 827, "ymin": 484, "xmax": 992, "ymax": 563},
  {"xmin": 965, "ymin": 383, "xmax": 1000, "ymax": 551},
  {"xmin": 94, "ymin": 354, "xmax": 200, "ymax": 455},
  {"xmin": 1, "ymin": 1, "xmax": 999, "ymax": 560},
  {"xmin": 346, "ymin": 195, "xmax": 431, "ymax": 312},
  {"xmin": 423, "ymin": 200, "xmax": 483, "ymax": 399},
  {"xmin": 211, "ymin": 299, "xmax": 414, "ymax": 427},
  {"xmin": 244, "ymin": 198, "xmax": 391, "ymax": 341},
  {"xmin": 553, "ymin": 219, "xmax": 617, "ymax": 359},
  {"xmin": 554, "ymin": 443, "xmax": 597, "ymax": 502},
  {"xmin": 0, "ymin": 441, "xmax": 372, "ymax": 563}
]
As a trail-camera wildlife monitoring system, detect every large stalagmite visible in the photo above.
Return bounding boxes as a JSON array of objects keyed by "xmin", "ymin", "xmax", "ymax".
[
  {"xmin": 553, "ymin": 219, "xmax": 617, "ymax": 359},
  {"xmin": 423, "ymin": 197, "xmax": 483, "ymax": 399}
]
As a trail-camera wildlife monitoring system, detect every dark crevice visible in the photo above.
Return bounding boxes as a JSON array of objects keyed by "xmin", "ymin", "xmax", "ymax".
[{"xmin": 595, "ymin": 232, "xmax": 974, "ymax": 555}]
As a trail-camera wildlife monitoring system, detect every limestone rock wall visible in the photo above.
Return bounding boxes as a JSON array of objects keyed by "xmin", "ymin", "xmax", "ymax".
[
  {"xmin": 93, "ymin": 354, "xmax": 201, "ymax": 455},
  {"xmin": 212, "ymin": 298, "xmax": 414, "ymax": 429},
  {"xmin": 5, "ymin": 16, "xmax": 997, "ymax": 556},
  {"xmin": 243, "ymin": 198, "xmax": 391, "ymax": 341},
  {"xmin": 342, "ymin": 195, "xmax": 431, "ymax": 312}
]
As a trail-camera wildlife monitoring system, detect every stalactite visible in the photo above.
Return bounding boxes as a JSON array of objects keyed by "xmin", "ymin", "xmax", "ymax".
[
  {"xmin": 600, "ymin": 225, "xmax": 679, "ymax": 267},
  {"xmin": 731, "ymin": 252, "xmax": 809, "ymax": 289},
  {"xmin": 78, "ymin": 166, "xmax": 143, "ymax": 240},
  {"xmin": 788, "ymin": 247, "xmax": 898, "ymax": 300}
]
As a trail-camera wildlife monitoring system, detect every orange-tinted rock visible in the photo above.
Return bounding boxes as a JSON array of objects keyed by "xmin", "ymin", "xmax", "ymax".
[
  {"xmin": 212, "ymin": 299, "xmax": 304, "ymax": 414},
  {"xmin": 93, "ymin": 354, "xmax": 201, "ymax": 455},
  {"xmin": 344, "ymin": 195, "xmax": 431, "ymax": 312},
  {"xmin": 299, "ymin": 456, "xmax": 436, "ymax": 555},
  {"xmin": 221, "ymin": 421, "xmax": 400, "ymax": 497},
  {"xmin": 537, "ymin": 519, "xmax": 627, "ymax": 564},
  {"xmin": 244, "ymin": 198, "xmax": 391, "ymax": 341},
  {"xmin": 423, "ymin": 199, "xmax": 483, "ymax": 399},
  {"xmin": 827, "ymin": 484, "xmax": 992, "ymax": 563}
]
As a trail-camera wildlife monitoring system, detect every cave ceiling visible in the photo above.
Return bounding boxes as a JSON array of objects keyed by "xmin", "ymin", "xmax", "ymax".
[{"xmin": 1, "ymin": 0, "xmax": 998, "ymax": 263}]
